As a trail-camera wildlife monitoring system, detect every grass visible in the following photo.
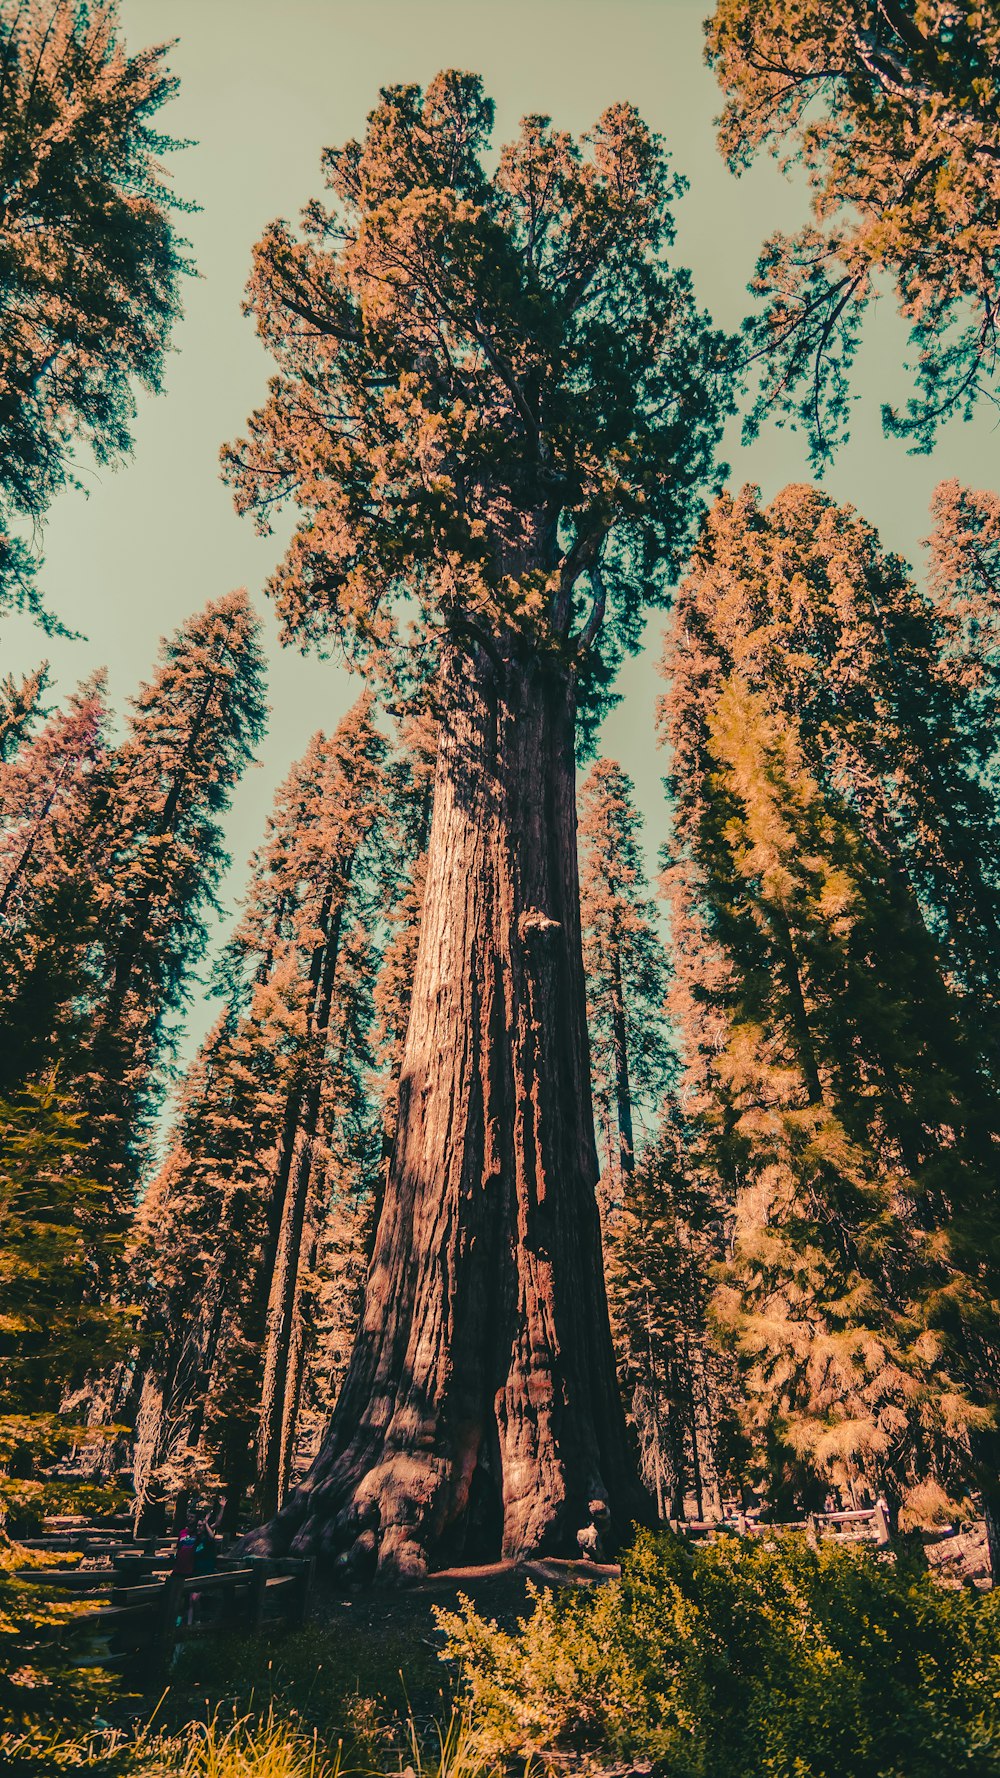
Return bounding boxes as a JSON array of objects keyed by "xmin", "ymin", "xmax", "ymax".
[{"xmin": 0, "ymin": 1708, "xmax": 510, "ymax": 1778}]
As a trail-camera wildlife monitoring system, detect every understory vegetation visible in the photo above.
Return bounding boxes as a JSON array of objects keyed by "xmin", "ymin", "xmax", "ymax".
[{"xmin": 3, "ymin": 1537, "xmax": 998, "ymax": 1777}]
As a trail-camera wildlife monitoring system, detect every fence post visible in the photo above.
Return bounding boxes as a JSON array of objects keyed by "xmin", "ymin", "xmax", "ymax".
[
  {"xmin": 155, "ymin": 1574, "xmax": 184, "ymax": 1674},
  {"xmin": 293, "ymin": 1556, "xmax": 316, "ymax": 1629},
  {"xmin": 872, "ymin": 1498, "xmax": 891, "ymax": 1546},
  {"xmin": 248, "ymin": 1559, "xmax": 269, "ymax": 1634}
]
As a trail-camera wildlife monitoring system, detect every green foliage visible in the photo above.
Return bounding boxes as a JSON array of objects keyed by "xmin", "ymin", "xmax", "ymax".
[
  {"xmin": 0, "ymin": 1082, "xmax": 132, "ymax": 1537},
  {"xmin": 0, "ymin": 1084, "xmax": 130, "ymax": 1407},
  {"xmin": 439, "ymin": 1530, "xmax": 1000, "ymax": 1776},
  {"xmin": 706, "ymin": 1, "xmax": 1000, "ymax": 463},
  {"xmin": 0, "ymin": 1535, "xmax": 118, "ymax": 1739},
  {"xmin": 0, "ymin": 0, "xmax": 192, "ymax": 618},
  {"xmin": 223, "ymin": 71, "xmax": 731, "ymax": 730}
]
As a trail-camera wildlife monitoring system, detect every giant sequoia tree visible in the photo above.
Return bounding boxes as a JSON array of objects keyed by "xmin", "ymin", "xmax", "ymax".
[
  {"xmin": 224, "ymin": 72, "xmax": 728, "ymax": 1574},
  {"xmin": 707, "ymin": 0, "xmax": 1000, "ymax": 461}
]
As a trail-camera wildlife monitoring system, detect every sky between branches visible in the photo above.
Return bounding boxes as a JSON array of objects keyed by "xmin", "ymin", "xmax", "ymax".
[{"xmin": 4, "ymin": 0, "xmax": 998, "ymax": 1065}]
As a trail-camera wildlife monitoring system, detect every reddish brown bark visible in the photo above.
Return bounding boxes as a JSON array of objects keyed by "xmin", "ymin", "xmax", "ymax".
[{"xmin": 242, "ymin": 640, "xmax": 646, "ymax": 1577}]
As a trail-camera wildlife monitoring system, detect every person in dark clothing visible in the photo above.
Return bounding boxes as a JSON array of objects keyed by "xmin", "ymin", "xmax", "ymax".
[
  {"xmin": 172, "ymin": 1519, "xmax": 197, "ymax": 1578},
  {"xmin": 193, "ymin": 1516, "xmax": 218, "ymax": 1576}
]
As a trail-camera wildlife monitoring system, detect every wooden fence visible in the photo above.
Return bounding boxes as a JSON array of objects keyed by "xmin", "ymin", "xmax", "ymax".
[
  {"xmin": 673, "ymin": 1502, "xmax": 892, "ymax": 1546},
  {"xmin": 19, "ymin": 1518, "xmax": 314, "ymax": 1677}
]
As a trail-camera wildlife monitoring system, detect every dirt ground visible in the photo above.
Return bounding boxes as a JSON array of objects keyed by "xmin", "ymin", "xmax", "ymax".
[
  {"xmin": 921, "ymin": 1521, "xmax": 992, "ymax": 1589},
  {"xmin": 308, "ymin": 1555, "xmax": 618, "ymax": 1643}
]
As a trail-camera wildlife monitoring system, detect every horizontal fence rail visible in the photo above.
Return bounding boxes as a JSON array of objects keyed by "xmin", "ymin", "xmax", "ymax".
[{"xmin": 20, "ymin": 1518, "xmax": 314, "ymax": 1676}]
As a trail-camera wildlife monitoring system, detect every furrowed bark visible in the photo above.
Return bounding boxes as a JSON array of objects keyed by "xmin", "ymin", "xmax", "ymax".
[{"xmin": 240, "ymin": 638, "xmax": 646, "ymax": 1576}]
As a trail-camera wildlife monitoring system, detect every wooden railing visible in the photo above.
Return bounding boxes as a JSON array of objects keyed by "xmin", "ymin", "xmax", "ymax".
[
  {"xmin": 18, "ymin": 1518, "xmax": 314, "ymax": 1676},
  {"xmin": 672, "ymin": 1502, "xmax": 892, "ymax": 1546}
]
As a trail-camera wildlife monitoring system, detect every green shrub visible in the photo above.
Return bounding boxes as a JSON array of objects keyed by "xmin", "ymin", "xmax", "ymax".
[
  {"xmin": 0, "ymin": 1535, "xmax": 120, "ymax": 1735},
  {"xmin": 437, "ymin": 1530, "xmax": 1000, "ymax": 1777}
]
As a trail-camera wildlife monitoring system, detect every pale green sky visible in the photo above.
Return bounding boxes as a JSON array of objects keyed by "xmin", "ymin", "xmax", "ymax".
[{"xmin": 5, "ymin": 0, "xmax": 997, "ymax": 1061}]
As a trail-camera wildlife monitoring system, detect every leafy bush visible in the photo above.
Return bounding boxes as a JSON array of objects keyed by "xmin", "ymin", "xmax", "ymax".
[
  {"xmin": 437, "ymin": 1530, "xmax": 1000, "ymax": 1776},
  {"xmin": 0, "ymin": 1535, "xmax": 120, "ymax": 1736}
]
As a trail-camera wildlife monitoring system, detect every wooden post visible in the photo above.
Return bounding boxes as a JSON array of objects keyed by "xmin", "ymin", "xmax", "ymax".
[
  {"xmin": 155, "ymin": 1574, "xmax": 183, "ymax": 1673},
  {"xmin": 293, "ymin": 1556, "xmax": 315, "ymax": 1629},
  {"xmin": 248, "ymin": 1559, "xmax": 269, "ymax": 1634},
  {"xmin": 872, "ymin": 1498, "xmax": 891, "ymax": 1546}
]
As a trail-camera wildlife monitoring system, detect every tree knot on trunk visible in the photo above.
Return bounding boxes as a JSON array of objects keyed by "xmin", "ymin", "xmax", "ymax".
[{"xmin": 518, "ymin": 907, "xmax": 562, "ymax": 946}]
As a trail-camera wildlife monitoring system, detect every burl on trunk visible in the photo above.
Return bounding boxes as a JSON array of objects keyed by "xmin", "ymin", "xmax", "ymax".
[{"xmin": 244, "ymin": 639, "xmax": 645, "ymax": 1577}]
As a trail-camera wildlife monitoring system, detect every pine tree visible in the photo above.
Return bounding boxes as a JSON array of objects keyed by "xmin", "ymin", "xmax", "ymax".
[
  {"xmin": 578, "ymin": 758, "xmax": 671, "ymax": 1200},
  {"xmin": 665, "ymin": 483, "xmax": 1000, "ymax": 1018},
  {"xmin": 131, "ymin": 971, "xmax": 309, "ymax": 1526},
  {"xmin": 0, "ymin": 1079, "xmax": 130, "ymax": 1529},
  {"xmin": 927, "ymin": 479, "xmax": 1000, "ymax": 764},
  {"xmin": 0, "ymin": 0, "xmax": 190, "ymax": 619},
  {"xmin": 224, "ymin": 69, "xmax": 730, "ymax": 1574},
  {"xmin": 250, "ymin": 702, "xmax": 385, "ymax": 1516},
  {"xmin": 604, "ymin": 1103, "xmax": 731, "ymax": 1524},
  {"xmin": 0, "ymin": 593, "xmax": 266, "ymax": 1194}
]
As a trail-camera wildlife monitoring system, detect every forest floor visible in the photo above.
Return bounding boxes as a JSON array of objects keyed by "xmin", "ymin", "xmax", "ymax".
[
  {"xmin": 158, "ymin": 1556, "xmax": 618, "ymax": 1739},
  {"xmin": 922, "ymin": 1519, "xmax": 991, "ymax": 1589},
  {"xmin": 156, "ymin": 1533, "xmax": 991, "ymax": 1741}
]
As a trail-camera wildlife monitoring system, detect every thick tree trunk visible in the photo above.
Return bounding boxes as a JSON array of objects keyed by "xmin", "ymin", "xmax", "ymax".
[{"xmin": 241, "ymin": 640, "xmax": 646, "ymax": 1577}]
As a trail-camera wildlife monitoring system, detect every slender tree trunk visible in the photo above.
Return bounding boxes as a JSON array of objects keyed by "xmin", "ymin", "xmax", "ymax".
[
  {"xmin": 769, "ymin": 905, "xmax": 824, "ymax": 1105},
  {"xmin": 642, "ymin": 1292, "xmax": 665, "ymax": 1521},
  {"xmin": 608, "ymin": 932, "xmax": 635, "ymax": 1182},
  {"xmin": 255, "ymin": 890, "xmax": 348, "ymax": 1517},
  {"xmin": 241, "ymin": 640, "xmax": 646, "ymax": 1576},
  {"xmin": 689, "ymin": 1338, "xmax": 722, "ymax": 1521}
]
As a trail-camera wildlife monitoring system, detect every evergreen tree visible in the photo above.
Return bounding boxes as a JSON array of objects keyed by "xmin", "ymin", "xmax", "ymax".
[
  {"xmin": 0, "ymin": 1080, "xmax": 130, "ymax": 1529},
  {"xmin": 86, "ymin": 589, "xmax": 267, "ymax": 1195},
  {"xmin": 131, "ymin": 971, "xmax": 308, "ymax": 1526},
  {"xmin": 0, "ymin": 681, "xmax": 110, "ymax": 1097},
  {"xmin": 0, "ymin": 664, "xmax": 49, "ymax": 761},
  {"xmin": 604, "ymin": 1104, "xmax": 730, "ymax": 1523},
  {"xmin": 224, "ymin": 69, "xmax": 729, "ymax": 1573},
  {"xmin": 578, "ymin": 758, "xmax": 671, "ymax": 1200},
  {"xmin": 250, "ymin": 702, "xmax": 385, "ymax": 1516},
  {"xmin": 659, "ymin": 617, "xmax": 1000, "ymax": 1553},
  {"xmin": 0, "ymin": 593, "xmax": 265, "ymax": 1195},
  {"xmin": 706, "ymin": 0, "xmax": 1000, "ymax": 460},
  {"xmin": 665, "ymin": 483, "xmax": 1000, "ymax": 1018},
  {"xmin": 0, "ymin": 0, "xmax": 191, "ymax": 619},
  {"xmin": 927, "ymin": 478, "xmax": 1000, "ymax": 770},
  {"xmin": 133, "ymin": 700, "xmax": 387, "ymax": 1524}
]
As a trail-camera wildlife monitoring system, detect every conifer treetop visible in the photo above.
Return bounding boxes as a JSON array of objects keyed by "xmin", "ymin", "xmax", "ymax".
[
  {"xmin": 0, "ymin": 0, "xmax": 192, "ymax": 619},
  {"xmin": 222, "ymin": 70, "xmax": 731, "ymax": 717},
  {"xmin": 706, "ymin": 0, "xmax": 1000, "ymax": 460}
]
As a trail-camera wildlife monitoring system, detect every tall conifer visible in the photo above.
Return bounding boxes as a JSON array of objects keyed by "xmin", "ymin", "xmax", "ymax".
[
  {"xmin": 87, "ymin": 590, "xmax": 267, "ymax": 1194},
  {"xmin": 660, "ymin": 507, "xmax": 1000, "ymax": 1554},
  {"xmin": 578, "ymin": 758, "xmax": 671, "ymax": 1198}
]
